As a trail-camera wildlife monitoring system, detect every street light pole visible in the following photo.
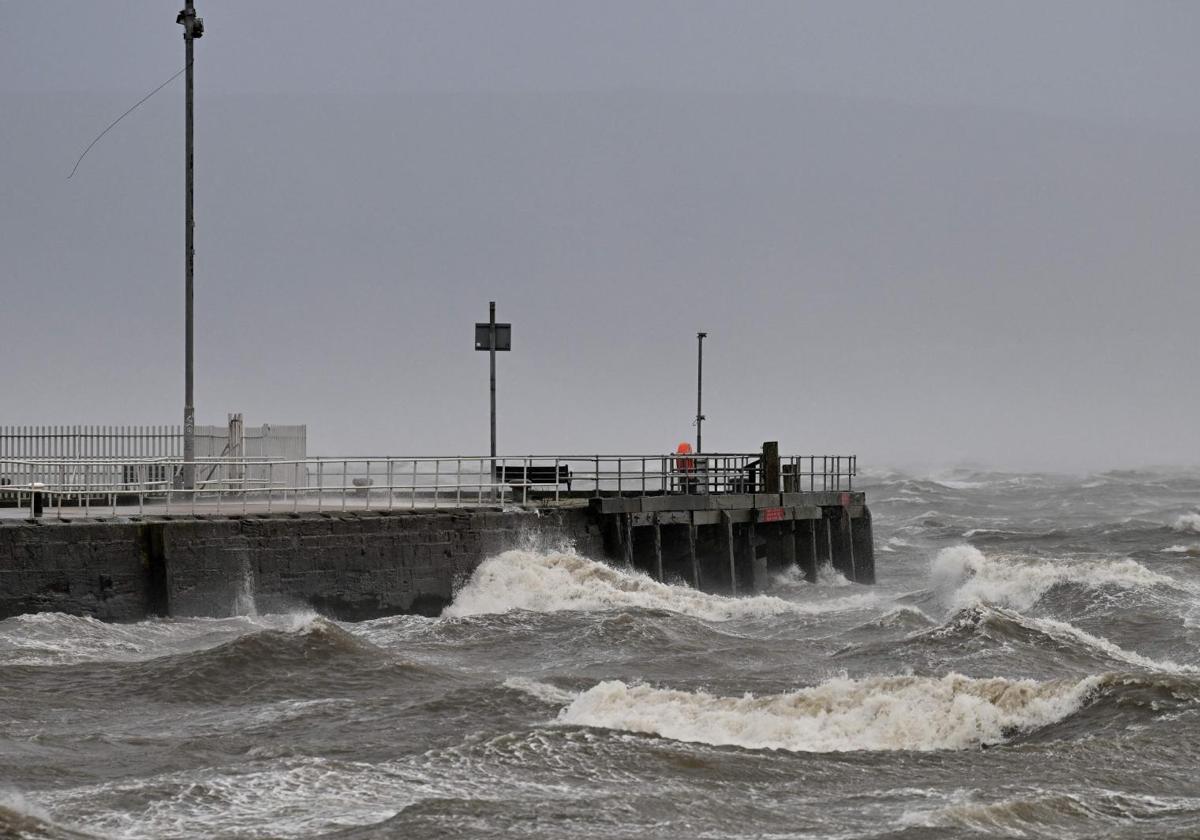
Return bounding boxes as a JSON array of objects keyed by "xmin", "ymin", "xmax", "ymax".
[
  {"xmin": 177, "ymin": 1, "xmax": 203, "ymax": 490},
  {"xmin": 696, "ymin": 331, "xmax": 707, "ymax": 453},
  {"xmin": 489, "ymin": 301, "xmax": 497, "ymax": 458}
]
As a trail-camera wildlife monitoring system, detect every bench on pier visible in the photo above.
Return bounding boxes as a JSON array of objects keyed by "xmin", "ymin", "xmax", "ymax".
[{"xmin": 494, "ymin": 465, "xmax": 572, "ymax": 492}]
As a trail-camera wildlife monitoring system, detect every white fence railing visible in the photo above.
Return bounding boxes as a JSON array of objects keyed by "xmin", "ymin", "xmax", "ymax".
[{"xmin": 0, "ymin": 453, "xmax": 857, "ymax": 518}]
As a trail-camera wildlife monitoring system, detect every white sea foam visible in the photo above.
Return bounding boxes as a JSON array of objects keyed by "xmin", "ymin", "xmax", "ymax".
[
  {"xmin": 930, "ymin": 545, "xmax": 1175, "ymax": 612},
  {"xmin": 0, "ymin": 610, "xmax": 325, "ymax": 667},
  {"xmin": 557, "ymin": 673, "xmax": 1100, "ymax": 752},
  {"xmin": 1173, "ymin": 513, "xmax": 1200, "ymax": 534},
  {"xmin": 502, "ymin": 677, "xmax": 576, "ymax": 705},
  {"xmin": 444, "ymin": 549, "xmax": 877, "ymax": 621}
]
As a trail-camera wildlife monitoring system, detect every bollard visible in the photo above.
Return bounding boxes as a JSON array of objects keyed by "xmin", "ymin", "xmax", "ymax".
[{"xmin": 30, "ymin": 482, "xmax": 45, "ymax": 519}]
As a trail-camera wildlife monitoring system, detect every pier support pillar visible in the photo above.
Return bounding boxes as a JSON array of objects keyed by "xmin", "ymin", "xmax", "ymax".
[
  {"xmin": 783, "ymin": 520, "xmax": 797, "ymax": 576},
  {"xmin": 723, "ymin": 512, "xmax": 737, "ymax": 596},
  {"xmin": 653, "ymin": 521, "xmax": 664, "ymax": 582},
  {"xmin": 688, "ymin": 521, "xmax": 701, "ymax": 590},
  {"xmin": 851, "ymin": 507, "xmax": 876, "ymax": 584},
  {"xmin": 623, "ymin": 514, "xmax": 634, "ymax": 568}
]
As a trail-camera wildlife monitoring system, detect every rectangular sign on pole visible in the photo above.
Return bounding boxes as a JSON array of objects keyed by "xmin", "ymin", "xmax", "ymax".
[{"xmin": 475, "ymin": 323, "xmax": 512, "ymax": 351}]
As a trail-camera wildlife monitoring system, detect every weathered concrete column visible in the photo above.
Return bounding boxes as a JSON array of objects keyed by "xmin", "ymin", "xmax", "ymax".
[
  {"xmin": 723, "ymin": 512, "xmax": 737, "ymax": 595},
  {"xmin": 653, "ymin": 521, "xmax": 664, "ymax": 582},
  {"xmin": 688, "ymin": 520, "xmax": 701, "ymax": 589},
  {"xmin": 783, "ymin": 519, "xmax": 797, "ymax": 574},
  {"xmin": 748, "ymin": 521, "xmax": 768, "ymax": 590},
  {"xmin": 623, "ymin": 513, "xmax": 634, "ymax": 568},
  {"xmin": 843, "ymin": 509, "xmax": 858, "ymax": 582},
  {"xmin": 826, "ymin": 516, "xmax": 834, "ymax": 569},
  {"xmin": 851, "ymin": 507, "xmax": 876, "ymax": 584},
  {"xmin": 799, "ymin": 519, "xmax": 816, "ymax": 583}
]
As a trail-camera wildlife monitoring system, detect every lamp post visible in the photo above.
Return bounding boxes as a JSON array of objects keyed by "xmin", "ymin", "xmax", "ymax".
[
  {"xmin": 177, "ymin": 1, "xmax": 203, "ymax": 489},
  {"xmin": 695, "ymin": 331, "xmax": 707, "ymax": 453}
]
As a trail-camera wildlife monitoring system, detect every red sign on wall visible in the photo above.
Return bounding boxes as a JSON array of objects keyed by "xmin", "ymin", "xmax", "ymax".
[{"xmin": 761, "ymin": 507, "xmax": 786, "ymax": 522}]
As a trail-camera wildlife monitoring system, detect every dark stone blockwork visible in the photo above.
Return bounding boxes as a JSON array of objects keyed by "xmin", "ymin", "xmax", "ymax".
[{"xmin": 0, "ymin": 510, "xmax": 602, "ymax": 622}]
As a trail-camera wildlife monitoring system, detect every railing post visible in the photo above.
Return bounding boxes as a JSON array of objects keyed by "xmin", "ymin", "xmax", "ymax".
[{"xmin": 433, "ymin": 459, "xmax": 440, "ymax": 510}]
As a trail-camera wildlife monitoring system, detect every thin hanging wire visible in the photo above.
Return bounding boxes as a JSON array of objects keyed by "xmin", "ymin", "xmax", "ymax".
[{"xmin": 67, "ymin": 62, "xmax": 191, "ymax": 179}]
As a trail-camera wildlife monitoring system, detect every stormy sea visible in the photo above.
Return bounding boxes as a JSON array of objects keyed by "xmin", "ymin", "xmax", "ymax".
[{"xmin": 3, "ymin": 469, "xmax": 1200, "ymax": 839}]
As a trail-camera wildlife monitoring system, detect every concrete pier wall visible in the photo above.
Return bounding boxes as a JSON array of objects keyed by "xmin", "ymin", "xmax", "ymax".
[
  {"xmin": 0, "ymin": 499, "xmax": 873, "ymax": 622},
  {"xmin": 0, "ymin": 510, "xmax": 602, "ymax": 622}
]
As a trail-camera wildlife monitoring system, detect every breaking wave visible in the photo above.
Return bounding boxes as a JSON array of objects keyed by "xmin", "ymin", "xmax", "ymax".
[
  {"xmin": 925, "ymin": 604, "xmax": 1197, "ymax": 674},
  {"xmin": 0, "ymin": 610, "xmax": 324, "ymax": 668},
  {"xmin": 444, "ymin": 549, "xmax": 877, "ymax": 621},
  {"xmin": 930, "ymin": 545, "xmax": 1177, "ymax": 612},
  {"xmin": 1174, "ymin": 513, "xmax": 1200, "ymax": 534},
  {"xmin": 557, "ymin": 673, "xmax": 1105, "ymax": 752}
]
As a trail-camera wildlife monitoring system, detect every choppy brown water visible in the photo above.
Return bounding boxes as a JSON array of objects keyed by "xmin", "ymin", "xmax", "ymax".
[{"xmin": 3, "ymin": 469, "xmax": 1200, "ymax": 839}]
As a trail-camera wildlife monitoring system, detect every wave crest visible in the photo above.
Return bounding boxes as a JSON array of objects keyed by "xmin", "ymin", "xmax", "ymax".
[
  {"xmin": 1174, "ymin": 513, "xmax": 1200, "ymax": 534},
  {"xmin": 558, "ymin": 673, "xmax": 1103, "ymax": 752},
  {"xmin": 445, "ymin": 550, "xmax": 876, "ymax": 621},
  {"xmin": 930, "ymin": 545, "xmax": 1175, "ymax": 611}
]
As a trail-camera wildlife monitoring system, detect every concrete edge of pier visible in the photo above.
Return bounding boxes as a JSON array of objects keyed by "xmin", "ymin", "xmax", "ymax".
[{"xmin": 0, "ymin": 495, "xmax": 873, "ymax": 622}]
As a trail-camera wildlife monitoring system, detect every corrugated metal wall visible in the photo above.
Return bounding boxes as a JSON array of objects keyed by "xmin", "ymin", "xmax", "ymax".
[{"xmin": 0, "ymin": 424, "xmax": 307, "ymax": 490}]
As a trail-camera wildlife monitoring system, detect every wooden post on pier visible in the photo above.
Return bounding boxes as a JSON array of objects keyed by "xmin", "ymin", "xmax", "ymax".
[
  {"xmin": 653, "ymin": 520, "xmax": 664, "ymax": 582},
  {"xmin": 723, "ymin": 512, "xmax": 737, "ymax": 595},
  {"xmin": 762, "ymin": 441, "xmax": 780, "ymax": 493},
  {"xmin": 808, "ymin": 520, "xmax": 818, "ymax": 583}
]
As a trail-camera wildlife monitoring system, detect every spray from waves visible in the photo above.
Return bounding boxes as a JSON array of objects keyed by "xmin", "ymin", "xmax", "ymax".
[
  {"xmin": 1174, "ymin": 513, "xmax": 1200, "ymax": 534},
  {"xmin": 930, "ymin": 544, "xmax": 1178, "ymax": 612},
  {"xmin": 557, "ymin": 673, "xmax": 1103, "ymax": 752},
  {"xmin": 767, "ymin": 563, "xmax": 851, "ymax": 589},
  {"xmin": 0, "ymin": 788, "xmax": 93, "ymax": 839},
  {"xmin": 444, "ymin": 549, "xmax": 878, "ymax": 621}
]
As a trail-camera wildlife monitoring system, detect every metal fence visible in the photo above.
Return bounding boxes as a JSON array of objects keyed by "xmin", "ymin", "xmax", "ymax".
[
  {"xmin": 0, "ymin": 425, "xmax": 182, "ymax": 460},
  {"xmin": 0, "ymin": 453, "xmax": 856, "ymax": 518}
]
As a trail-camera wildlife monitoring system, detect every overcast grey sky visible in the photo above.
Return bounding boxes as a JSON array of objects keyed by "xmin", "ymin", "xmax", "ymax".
[{"xmin": 1, "ymin": 2, "xmax": 1197, "ymax": 470}]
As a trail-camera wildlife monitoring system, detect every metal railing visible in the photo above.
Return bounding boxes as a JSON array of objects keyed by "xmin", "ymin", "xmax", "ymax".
[{"xmin": 0, "ymin": 453, "xmax": 856, "ymax": 518}]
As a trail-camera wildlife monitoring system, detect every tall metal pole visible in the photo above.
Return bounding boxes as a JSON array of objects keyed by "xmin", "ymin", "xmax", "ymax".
[
  {"xmin": 696, "ymin": 331, "xmax": 707, "ymax": 453},
  {"xmin": 489, "ymin": 301, "xmax": 497, "ymax": 458},
  {"xmin": 178, "ymin": 1, "xmax": 202, "ymax": 490}
]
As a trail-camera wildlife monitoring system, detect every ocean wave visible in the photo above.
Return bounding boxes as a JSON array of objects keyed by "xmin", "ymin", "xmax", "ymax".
[
  {"xmin": 444, "ymin": 550, "xmax": 878, "ymax": 622},
  {"xmin": 926, "ymin": 605, "xmax": 1197, "ymax": 674},
  {"xmin": 1174, "ymin": 513, "xmax": 1200, "ymax": 534},
  {"xmin": 902, "ymin": 788, "xmax": 1200, "ymax": 835},
  {"xmin": 556, "ymin": 673, "xmax": 1105, "ymax": 752},
  {"xmin": 930, "ymin": 545, "xmax": 1177, "ymax": 612},
  {"xmin": 0, "ymin": 610, "xmax": 324, "ymax": 668}
]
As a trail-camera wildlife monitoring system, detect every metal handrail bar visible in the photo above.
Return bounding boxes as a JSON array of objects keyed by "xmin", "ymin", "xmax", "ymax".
[{"xmin": 0, "ymin": 452, "xmax": 858, "ymax": 519}]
